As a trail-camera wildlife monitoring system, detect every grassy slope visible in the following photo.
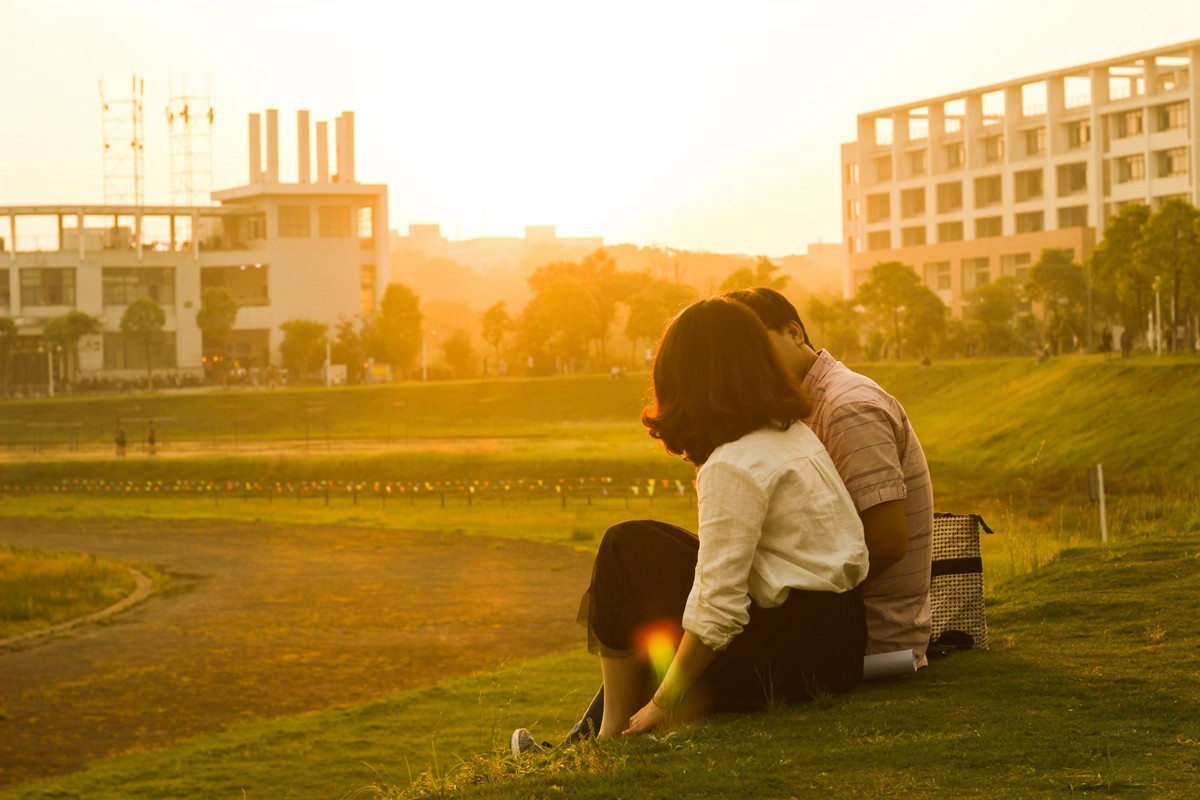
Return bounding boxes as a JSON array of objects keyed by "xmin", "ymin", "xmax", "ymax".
[
  {"xmin": 3, "ymin": 355, "xmax": 1199, "ymax": 798},
  {"xmin": 0, "ymin": 545, "xmax": 136, "ymax": 639}
]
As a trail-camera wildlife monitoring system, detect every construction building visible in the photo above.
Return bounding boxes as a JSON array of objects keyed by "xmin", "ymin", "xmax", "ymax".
[
  {"xmin": 841, "ymin": 39, "xmax": 1200, "ymax": 316},
  {"xmin": 1, "ymin": 109, "xmax": 388, "ymax": 388}
]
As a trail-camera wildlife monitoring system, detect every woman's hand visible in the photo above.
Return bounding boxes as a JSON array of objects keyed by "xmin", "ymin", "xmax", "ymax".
[{"xmin": 623, "ymin": 697, "xmax": 669, "ymax": 736}]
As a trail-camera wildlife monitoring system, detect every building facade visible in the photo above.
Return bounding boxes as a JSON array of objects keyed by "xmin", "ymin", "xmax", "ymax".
[
  {"xmin": 841, "ymin": 40, "xmax": 1200, "ymax": 316},
  {"xmin": 1, "ymin": 109, "xmax": 388, "ymax": 388}
]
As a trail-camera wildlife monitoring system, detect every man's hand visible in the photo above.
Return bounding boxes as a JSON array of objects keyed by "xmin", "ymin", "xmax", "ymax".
[{"xmin": 623, "ymin": 697, "xmax": 669, "ymax": 736}]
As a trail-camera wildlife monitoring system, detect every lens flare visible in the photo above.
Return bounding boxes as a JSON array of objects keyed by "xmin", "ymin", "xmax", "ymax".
[{"xmin": 633, "ymin": 620, "xmax": 681, "ymax": 682}]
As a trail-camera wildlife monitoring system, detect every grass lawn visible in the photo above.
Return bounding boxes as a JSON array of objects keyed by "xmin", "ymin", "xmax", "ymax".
[{"xmin": 0, "ymin": 545, "xmax": 137, "ymax": 639}]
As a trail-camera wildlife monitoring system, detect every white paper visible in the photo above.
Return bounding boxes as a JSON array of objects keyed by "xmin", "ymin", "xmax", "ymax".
[{"xmin": 862, "ymin": 649, "xmax": 918, "ymax": 680}]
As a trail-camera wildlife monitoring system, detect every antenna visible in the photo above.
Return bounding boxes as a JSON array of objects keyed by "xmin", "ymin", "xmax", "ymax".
[
  {"xmin": 99, "ymin": 75, "xmax": 146, "ymax": 206},
  {"xmin": 166, "ymin": 76, "xmax": 214, "ymax": 206}
]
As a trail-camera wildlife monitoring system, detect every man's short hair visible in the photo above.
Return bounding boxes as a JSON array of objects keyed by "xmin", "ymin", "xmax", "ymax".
[{"xmin": 722, "ymin": 287, "xmax": 811, "ymax": 346}]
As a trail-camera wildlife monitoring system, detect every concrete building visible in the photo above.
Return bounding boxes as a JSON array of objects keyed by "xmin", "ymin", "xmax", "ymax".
[
  {"xmin": 392, "ymin": 223, "xmax": 603, "ymax": 274},
  {"xmin": 841, "ymin": 40, "xmax": 1200, "ymax": 317},
  {"xmin": 1, "ymin": 108, "xmax": 388, "ymax": 387}
]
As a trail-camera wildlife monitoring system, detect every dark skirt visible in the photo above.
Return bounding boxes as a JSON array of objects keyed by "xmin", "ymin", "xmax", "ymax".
[{"xmin": 578, "ymin": 519, "xmax": 866, "ymax": 713}]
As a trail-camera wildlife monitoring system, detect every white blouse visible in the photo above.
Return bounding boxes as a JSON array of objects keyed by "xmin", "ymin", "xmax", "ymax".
[{"xmin": 682, "ymin": 423, "xmax": 869, "ymax": 651}]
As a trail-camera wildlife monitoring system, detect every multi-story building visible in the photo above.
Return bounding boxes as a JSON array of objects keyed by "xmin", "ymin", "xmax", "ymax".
[
  {"xmin": 841, "ymin": 40, "xmax": 1200, "ymax": 316},
  {"xmin": 1, "ymin": 109, "xmax": 388, "ymax": 388}
]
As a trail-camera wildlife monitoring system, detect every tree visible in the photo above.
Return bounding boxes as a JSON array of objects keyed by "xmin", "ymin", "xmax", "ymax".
[
  {"xmin": 523, "ymin": 249, "xmax": 629, "ymax": 367},
  {"xmin": 624, "ymin": 275, "xmax": 697, "ymax": 359},
  {"xmin": 279, "ymin": 319, "xmax": 328, "ymax": 384},
  {"xmin": 1028, "ymin": 248, "xmax": 1087, "ymax": 353},
  {"xmin": 331, "ymin": 316, "xmax": 366, "ymax": 384},
  {"xmin": 1091, "ymin": 202, "xmax": 1152, "ymax": 331},
  {"xmin": 853, "ymin": 261, "xmax": 945, "ymax": 359},
  {"xmin": 441, "ymin": 328, "xmax": 475, "ymax": 379},
  {"xmin": 804, "ymin": 295, "xmax": 862, "ymax": 360},
  {"xmin": 195, "ymin": 286, "xmax": 240, "ymax": 382},
  {"xmin": 480, "ymin": 301, "xmax": 511, "ymax": 363},
  {"xmin": 367, "ymin": 283, "xmax": 423, "ymax": 378},
  {"xmin": 1136, "ymin": 198, "xmax": 1200, "ymax": 351},
  {"xmin": 119, "ymin": 298, "xmax": 165, "ymax": 386},
  {"xmin": 719, "ymin": 256, "xmax": 790, "ymax": 292},
  {"xmin": 42, "ymin": 310, "xmax": 101, "ymax": 385},
  {"xmin": 965, "ymin": 277, "xmax": 1021, "ymax": 356},
  {"xmin": 0, "ymin": 317, "xmax": 16, "ymax": 396}
]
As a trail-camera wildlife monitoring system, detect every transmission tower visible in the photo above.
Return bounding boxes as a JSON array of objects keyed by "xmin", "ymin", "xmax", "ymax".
[
  {"xmin": 166, "ymin": 78, "xmax": 214, "ymax": 207},
  {"xmin": 99, "ymin": 75, "xmax": 145, "ymax": 206}
]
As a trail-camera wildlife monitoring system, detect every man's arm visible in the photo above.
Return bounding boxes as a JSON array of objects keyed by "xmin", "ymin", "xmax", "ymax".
[{"xmin": 860, "ymin": 498, "xmax": 908, "ymax": 575}]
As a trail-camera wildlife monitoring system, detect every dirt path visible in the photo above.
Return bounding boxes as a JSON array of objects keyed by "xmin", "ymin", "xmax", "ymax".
[{"xmin": 0, "ymin": 517, "xmax": 594, "ymax": 787}]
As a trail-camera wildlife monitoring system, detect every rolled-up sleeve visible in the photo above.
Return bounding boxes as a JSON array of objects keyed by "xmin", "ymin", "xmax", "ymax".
[
  {"xmin": 825, "ymin": 402, "xmax": 908, "ymax": 513},
  {"xmin": 683, "ymin": 462, "xmax": 768, "ymax": 651}
]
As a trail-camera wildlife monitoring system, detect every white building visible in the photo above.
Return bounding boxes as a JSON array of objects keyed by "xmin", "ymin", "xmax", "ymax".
[
  {"xmin": 841, "ymin": 40, "xmax": 1200, "ymax": 316},
  {"xmin": 1, "ymin": 108, "xmax": 388, "ymax": 387}
]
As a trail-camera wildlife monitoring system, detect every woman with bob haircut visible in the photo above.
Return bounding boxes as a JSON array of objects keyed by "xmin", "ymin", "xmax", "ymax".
[{"xmin": 575, "ymin": 297, "xmax": 870, "ymax": 738}]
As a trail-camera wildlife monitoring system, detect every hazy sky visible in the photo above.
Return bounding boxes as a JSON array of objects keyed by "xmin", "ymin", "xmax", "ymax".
[{"xmin": 1, "ymin": 1, "xmax": 1198, "ymax": 256}]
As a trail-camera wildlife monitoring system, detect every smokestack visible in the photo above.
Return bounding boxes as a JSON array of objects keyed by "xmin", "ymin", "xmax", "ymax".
[
  {"xmin": 265, "ymin": 108, "xmax": 279, "ymax": 183},
  {"xmin": 316, "ymin": 121, "xmax": 329, "ymax": 183},
  {"xmin": 297, "ymin": 110, "xmax": 311, "ymax": 184},
  {"xmin": 337, "ymin": 111, "xmax": 356, "ymax": 183},
  {"xmin": 248, "ymin": 113, "xmax": 262, "ymax": 183}
]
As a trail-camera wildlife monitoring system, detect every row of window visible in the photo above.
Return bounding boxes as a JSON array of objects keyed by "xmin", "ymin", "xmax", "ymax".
[
  {"xmin": 847, "ymin": 101, "xmax": 1190, "ymax": 185},
  {"xmin": 857, "ymin": 166, "xmax": 1088, "ymax": 223},
  {"xmin": 278, "ymin": 205, "xmax": 375, "ymax": 239},
  {"xmin": 921, "ymin": 253, "xmax": 1034, "ymax": 294},
  {"xmin": 0, "ymin": 266, "xmax": 272, "ymax": 309},
  {"xmin": 861, "ymin": 207, "xmax": 1086, "ymax": 252},
  {"xmin": 1114, "ymin": 148, "xmax": 1190, "ymax": 183}
]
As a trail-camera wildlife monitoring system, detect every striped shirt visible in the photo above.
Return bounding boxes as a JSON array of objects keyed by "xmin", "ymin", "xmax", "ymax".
[{"xmin": 800, "ymin": 350, "xmax": 934, "ymax": 660}]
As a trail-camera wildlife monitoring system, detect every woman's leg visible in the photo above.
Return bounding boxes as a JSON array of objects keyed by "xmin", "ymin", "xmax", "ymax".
[{"xmin": 598, "ymin": 655, "xmax": 645, "ymax": 737}]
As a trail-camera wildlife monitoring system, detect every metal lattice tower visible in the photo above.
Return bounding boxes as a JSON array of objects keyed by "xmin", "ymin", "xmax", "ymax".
[
  {"xmin": 166, "ymin": 77, "xmax": 214, "ymax": 206},
  {"xmin": 99, "ymin": 75, "xmax": 145, "ymax": 206}
]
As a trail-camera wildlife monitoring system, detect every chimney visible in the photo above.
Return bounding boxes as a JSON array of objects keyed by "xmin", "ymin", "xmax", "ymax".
[
  {"xmin": 265, "ymin": 108, "xmax": 279, "ymax": 183},
  {"xmin": 336, "ymin": 111, "xmax": 356, "ymax": 183},
  {"xmin": 248, "ymin": 113, "xmax": 262, "ymax": 183},
  {"xmin": 297, "ymin": 110, "xmax": 311, "ymax": 184},
  {"xmin": 316, "ymin": 121, "xmax": 329, "ymax": 183}
]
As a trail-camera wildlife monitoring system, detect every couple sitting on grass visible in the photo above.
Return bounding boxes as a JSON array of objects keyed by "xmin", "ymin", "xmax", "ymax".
[{"xmin": 513, "ymin": 288, "xmax": 933, "ymax": 752}]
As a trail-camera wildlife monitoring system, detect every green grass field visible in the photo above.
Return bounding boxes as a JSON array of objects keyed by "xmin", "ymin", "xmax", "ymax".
[
  {"xmin": 0, "ymin": 545, "xmax": 137, "ymax": 639},
  {"xmin": 2, "ymin": 354, "xmax": 1198, "ymax": 798}
]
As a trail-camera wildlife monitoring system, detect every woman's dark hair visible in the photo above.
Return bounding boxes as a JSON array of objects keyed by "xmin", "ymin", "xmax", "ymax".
[
  {"xmin": 641, "ymin": 297, "xmax": 811, "ymax": 465},
  {"xmin": 721, "ymin": 287, "xmax": 812, "ymax": 346}
]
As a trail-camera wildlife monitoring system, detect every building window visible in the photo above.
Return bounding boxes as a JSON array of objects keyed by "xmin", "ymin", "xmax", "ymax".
[
  {"xmin": 867, "ymin": 231, "xmax": 892, "ymax": 251},
  {"xmin": 845, "ymin": 162, "xmax": 859, "ymax": 184},
  {"xmin": 278, "ymin": 206, "xmax": 311, "ymax": 238},
  {"xmin": 873, "ymin": 155, "xmax": 893, "ymax": 182},
  {"xmin": 1014, "ymin": 169, "xmax": 1044, "ymax": 201},
  {"xmin": 1001, "ymin": 252, "xmax": 1033, "ymax": 282},
  {"xmin": 1016, "ymin": 211, "xmax": 1045, "ymax": 233},
  {"xmin": 962, "ymin": 257, "xmax": 991, "ymax": 291},
  {"xmin": 1116, "ymin": 154, "xmax": 1146, "ymax": 183},
  {"xmin": 1116, "ymin": 110, "xmax": 1144, "ymax": 138},
  {"xmin": 944, "ymin": 142, "xmax": 965, "ymax": 169},
  {"xmin": 318, "ymin": 206, "xmax": 352, "ymax": 238},
  {"xmin": 246, "ymin": 213, "xmax": 267, "ymax": 240},
  {"xmin": 923, "ymin": 261, "xmax": 952, "ymax": 292},
  {"xmin": 982, "ymin": 135, "xmax": 1005, "ymax": 163},
  {"xmin": 104, "ymin": 332, "xmax": 177, "ymax": 370},
  {"xmin": 358, "ymin": 207, "xmax": 375, "ymax": 241},
  {"xmin": 1057, "ymin": 162, "xmax": 1088, "ymax": 196},
  {"xmin": 1157, "ymin": 147, "xmax": 1189, "ymax": 178},
  {"xmin": 1024, "ymin": 127, "xmax": 1046, "ymax": 155},
  {"xmin": 976, "ymin": 216, "xmax": 1002, "ymax": 238},
  {"xmin": 866, "ymin": 193, "xmax": 891, "ymax": 223},
  {"xmin": 360, "ymin": 264, "xmax": 376, "ymax": 314},
  {"xmin": 102, "ymin": 268, "xmax": 176, "ymax": 306},
  {"xmin": 1058, "ymin": 206, "xmax": 1088, "ymax": 228},
  {"xmin": 937, "ymin": 221, "xmax": 964, "ymax": 243},
  {"xmin": 0, "ymin": 269, "xmax": 9, "ymax": 307},
  {"xmin": 847, "ymin": 235, "xmax": 857, "ymax": 255},
  {"xmin": 908, "ymin": 149, "xmax": 927, "ymax": 176},
  {"xmin": 1066, "ymin": 119, "xmax": 1091, "ymax": 149},
  {"xmin": 200, "ymin": 264, "xmax": 270, "ymax": 307},
  {"xmin": 1155, "ymin": 101, "xmax": 1188, "ymax": 131},
  {"xmin": 901, "ymin": 226, "xmax": 927, "ymax": 246},
  {"xmin": 20, "ymin": 268, "xmax": 75, "ymax": 306},
  {"xmin": 936, "ymin": 181, "xmax": 963, "ymax": 213},
  {"xmin": 846, "ymin": 199, "xmax": 861, "ymax": 221},
  {"xmin": 900, "ymin": 188, "xmax": 926, "ymax": 218},
  {"xmin": 974, "ymin": 175, "xmax": 1002, "ymax": 207}
]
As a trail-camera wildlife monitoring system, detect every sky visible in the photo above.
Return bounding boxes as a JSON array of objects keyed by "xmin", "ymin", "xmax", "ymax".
[{"xmin": 1, "ymin": 0, "xmax": 1199, "ymax": 256}]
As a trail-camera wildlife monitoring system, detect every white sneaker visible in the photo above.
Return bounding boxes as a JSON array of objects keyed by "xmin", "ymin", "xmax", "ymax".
[{"xmin": 510, "ymin": 727, "xmax": 546, "ymax": 755}]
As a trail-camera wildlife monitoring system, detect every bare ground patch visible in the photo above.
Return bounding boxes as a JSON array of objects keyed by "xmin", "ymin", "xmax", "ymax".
[{"xmin": 0, "ymin": 516, "xmax": 593, "ymax": 787}]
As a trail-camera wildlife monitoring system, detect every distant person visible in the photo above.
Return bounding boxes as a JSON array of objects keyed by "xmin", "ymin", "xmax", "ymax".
[
  {"xmin": 1120, "ymin": 327, "xmax": 1134, "ymax": 359},
  {"xmin": 114, "ymin": 420, "xmax": 126, "ymax": 457},
  {"xmin": 516, "ymin": 288, "xmax": 933, "ymax": 751},
  {"xmin": 511, "ymin": 298, "xmax": 867, "ymax": 751},
  {"xmin": 1100, "ymin": 326, "xmax": 1113, "ymax": 361},
  {"xmin": 147, "ymin": 420, "xmax": 157, "ymax": 456}
]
